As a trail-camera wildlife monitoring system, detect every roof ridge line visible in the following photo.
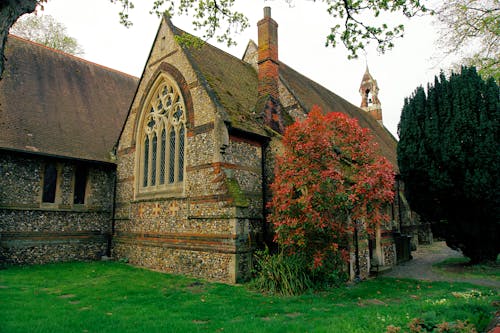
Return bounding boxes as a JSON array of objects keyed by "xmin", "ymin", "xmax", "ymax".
[
  {"xmin": 8, "ymin": 34, "xmax": 139, "ymax": 80},
  {"xmin": 171, "ymin": 26, "xmax": 251, "ymax": 67}
]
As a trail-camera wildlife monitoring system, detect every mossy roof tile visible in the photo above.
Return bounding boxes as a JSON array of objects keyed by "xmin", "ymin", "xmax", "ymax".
[{"xmin": 177, "ymin": 28, "xmax": 397, "ymax": 168}]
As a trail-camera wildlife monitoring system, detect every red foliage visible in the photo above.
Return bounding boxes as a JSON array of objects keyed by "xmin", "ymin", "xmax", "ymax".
[{"xmin": 267, "ymin": 106, "xmax": 395, "ymax": 268}]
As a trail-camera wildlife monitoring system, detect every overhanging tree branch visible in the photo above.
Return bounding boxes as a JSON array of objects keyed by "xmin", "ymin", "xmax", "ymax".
[
  {"xmin": 1, "ymin": 0, "xmax": 431, "ymax": 78},
  {"xmin": 0, "ymin": 0, "xmax": 40, "ymax": 80}
]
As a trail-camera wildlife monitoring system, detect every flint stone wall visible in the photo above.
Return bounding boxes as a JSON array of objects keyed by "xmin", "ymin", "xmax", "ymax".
[
  {"xmin": 112, "ymin": 23, "xmax": 265, "ymax": 283},
  {"xmin": 0, "ymin": 152, "xmax": 114, "ymax": 265}
]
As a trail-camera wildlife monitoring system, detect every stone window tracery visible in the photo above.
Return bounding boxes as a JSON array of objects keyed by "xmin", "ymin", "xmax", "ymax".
[{"xmin": 137, "ymin": 75, "xmax": 186, "ymax": 197}]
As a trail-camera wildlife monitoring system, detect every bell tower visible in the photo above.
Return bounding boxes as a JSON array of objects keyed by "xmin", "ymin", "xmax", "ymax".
[{"xmin": 359, "ymin": 66, "xmax": 383, "ymax": 124}]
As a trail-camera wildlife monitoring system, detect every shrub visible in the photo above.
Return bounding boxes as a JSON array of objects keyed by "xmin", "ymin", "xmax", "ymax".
[
  {"xmin": 398, "ymin": 67, "xmax": 500, "ymax": 263},
  {"xmin": 250, "ymin": 248, "xmax": 312, "ymax": 296},
  {"xmin": 251, "ymin": 247, "xmax": 348, "ymax": 295},
  {"xmin": 308, "ymin": 250, "xmax": 349, "ymax": 289},
  {"xmin": 267, "ymin": 105, "xmax": 394, "ymax": 281}
]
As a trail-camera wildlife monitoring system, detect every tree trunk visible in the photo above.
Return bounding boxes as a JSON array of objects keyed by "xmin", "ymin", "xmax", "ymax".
[{"xmin": 0, "ymin": 0, "xmax": 38, "ymax": 80}]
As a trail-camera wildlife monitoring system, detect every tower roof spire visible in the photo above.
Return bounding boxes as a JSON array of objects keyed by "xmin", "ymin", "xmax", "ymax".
[{"xmin": 361, "ymin": 64, "xmax": 373, "ymax": 86}]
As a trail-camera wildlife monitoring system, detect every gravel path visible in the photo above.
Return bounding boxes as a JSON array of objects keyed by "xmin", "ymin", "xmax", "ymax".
[{"xmin": 382, "ymin": 241, "xmax": 500, "ymax": 289}]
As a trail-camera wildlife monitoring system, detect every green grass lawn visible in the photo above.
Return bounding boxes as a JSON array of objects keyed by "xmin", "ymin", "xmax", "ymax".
[
  {"xmin": 433, "ymin": 257, "xmax": 500, "ymax": 282},
  {"xmin": 0, "ymin": 262, "xmax": 498, "ymax": 333}
]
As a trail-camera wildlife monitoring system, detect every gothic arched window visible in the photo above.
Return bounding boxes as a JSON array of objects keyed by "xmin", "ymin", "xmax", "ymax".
[{"xmin": 137, "ymin": 75, "xmax": 186, "ymax": 196}]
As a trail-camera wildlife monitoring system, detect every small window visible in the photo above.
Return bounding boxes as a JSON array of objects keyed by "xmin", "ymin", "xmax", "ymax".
[
  {"xmin": 365, "ymin": 89, "xmax": 372, "ymax": 105},
  {"xmin": 73, "ymin": 165, "xmax": 88, "ymax": 204},
  {"xmin": 42, "ymin": 163, "xmax": 58, "ymax": 203}
]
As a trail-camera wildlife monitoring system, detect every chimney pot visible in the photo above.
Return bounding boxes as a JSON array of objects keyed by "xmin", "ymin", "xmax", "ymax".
[{"xmin": 264, "ymin": 7, "xmax": 271, "ymax": 18}]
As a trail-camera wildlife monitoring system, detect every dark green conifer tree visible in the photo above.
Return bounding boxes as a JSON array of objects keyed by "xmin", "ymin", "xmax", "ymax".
[{"xmin": 398, "ymin": 67, "xmax": 499, "ymax": 263}]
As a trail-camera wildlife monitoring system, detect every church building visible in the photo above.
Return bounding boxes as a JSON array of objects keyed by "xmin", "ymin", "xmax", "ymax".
[{"xmin": 0, "ymin": 8, "xmax": 427, "ymax": 283}]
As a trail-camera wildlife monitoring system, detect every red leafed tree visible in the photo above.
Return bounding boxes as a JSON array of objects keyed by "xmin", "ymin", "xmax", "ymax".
[{"xmin": 268, "ymin": 105, "xmax": 395, "ymax": 270}]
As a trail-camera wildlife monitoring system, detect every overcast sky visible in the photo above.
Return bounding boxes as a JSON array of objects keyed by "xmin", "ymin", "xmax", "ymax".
[{"xmin": 30, "ymin": 0, "xmax": 448, "ymax": 137}]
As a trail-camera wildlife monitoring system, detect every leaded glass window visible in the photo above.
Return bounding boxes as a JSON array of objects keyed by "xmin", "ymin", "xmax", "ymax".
[
  {"xmin": 138, "ymin": 75, "xmax": 186, "ymax": 195},
  {"xmin": 143, "ymin": 136, "xmax": 149, "ymax": 187},
  {"xmin": 169, "ymin": 129, "xmax": 176, "ymax": 184},
  {"xmin": 151, "ymin": 134, "xmax": 157, "ymax": 186},
  {"xmin": 178, "ymin": 125, "xmax": 185, "ymax": 182},
  {"xmin": 42, "ymin": 163, "xmax": 57, "ymax": 203},
  {"xmin": 160, "ymin": 129, "xmax": 166, "ymax": 185},
  {"xmin": 73, "ymin": 164, "xmax": 88, "ymax": 204}
]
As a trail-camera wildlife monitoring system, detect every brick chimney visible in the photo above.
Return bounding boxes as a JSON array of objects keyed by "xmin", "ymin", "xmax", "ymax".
[
  {"xmin": 257, "ymin": 7, "xmax": 283, "ymax": 133},
  {"xmin": 258, "ymin": 7, "xmax": 279, "ymax": 99}
]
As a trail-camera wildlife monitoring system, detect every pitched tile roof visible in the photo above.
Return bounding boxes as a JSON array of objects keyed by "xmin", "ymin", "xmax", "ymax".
[
  {"xmin": 180, "ymin": 31, "xmax": 398, "ymax": 167},
  {"xmin": 1, "ymin": 26, "xmax": 397, "ymax": 169},
  {"xmin": 179, "ymin": 30, "xmax": 265, "ymax": 137},
  {"xmin": 0, "ymin": 35, "xmax": 138, "ymax": 163}
]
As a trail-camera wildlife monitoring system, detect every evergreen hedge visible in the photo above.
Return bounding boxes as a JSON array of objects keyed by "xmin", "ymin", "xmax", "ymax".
[{"xmin": 398, "ymin": 67, "xmax": 499, "ymax": 263}]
